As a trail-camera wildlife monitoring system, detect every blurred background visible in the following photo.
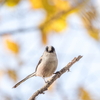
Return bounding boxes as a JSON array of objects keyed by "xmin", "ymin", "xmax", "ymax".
[{"xmin": 0, "ymin": 0, "xmax": 100, "ymax": 100}]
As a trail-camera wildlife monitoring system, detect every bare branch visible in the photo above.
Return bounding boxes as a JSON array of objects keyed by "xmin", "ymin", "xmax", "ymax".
[
  {"xmin": 29, "ymin": 55, "xmax": 83, "ymax": 100},
  {"xmin": 0, "ymin": 27, "xmax": 38, "ymax": 36}
]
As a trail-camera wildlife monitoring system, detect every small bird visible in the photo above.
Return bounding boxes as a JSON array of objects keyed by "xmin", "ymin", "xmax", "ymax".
[{"xmin": 13, "ymin": 46, "xmax": 58, "ymax": 88}]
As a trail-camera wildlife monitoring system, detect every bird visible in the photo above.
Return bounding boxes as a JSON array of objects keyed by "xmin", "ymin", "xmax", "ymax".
[{"xmin": 13, "ymin": 46, "xmax": 58, "ymax": 88}]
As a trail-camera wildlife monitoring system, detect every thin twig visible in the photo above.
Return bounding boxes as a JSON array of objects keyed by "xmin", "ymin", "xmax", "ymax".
[{"xmin": 29, "ymin": 55, "xmax": 83, "ymax": 100}]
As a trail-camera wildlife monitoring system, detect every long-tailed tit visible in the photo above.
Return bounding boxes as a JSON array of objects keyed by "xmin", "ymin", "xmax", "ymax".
[{"xmin": 13, "ymin": 46, "xmax": 58, "ymax": 88}]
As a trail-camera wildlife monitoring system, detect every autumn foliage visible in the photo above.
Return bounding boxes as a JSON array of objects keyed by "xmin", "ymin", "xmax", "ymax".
[{"xmin": 1, "ymin": 0, "xmax": 99, "ymax": 44}]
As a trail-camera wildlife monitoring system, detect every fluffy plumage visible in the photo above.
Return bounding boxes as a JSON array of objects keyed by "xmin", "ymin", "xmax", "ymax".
[{"xmin": 13, "ymin": 46, "xmax": 58, "ymax": 88}]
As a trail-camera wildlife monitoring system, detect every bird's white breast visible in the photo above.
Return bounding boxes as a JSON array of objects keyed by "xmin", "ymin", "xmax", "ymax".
[{"xmin": 36, "ymin": 52, "xmax": 58, "ymax": 77}]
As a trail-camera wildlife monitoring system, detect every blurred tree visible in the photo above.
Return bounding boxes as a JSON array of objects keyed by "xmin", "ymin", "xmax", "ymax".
[{"xmin": 0, "ymin": 0, "xmax": 99, "ymax": 43}]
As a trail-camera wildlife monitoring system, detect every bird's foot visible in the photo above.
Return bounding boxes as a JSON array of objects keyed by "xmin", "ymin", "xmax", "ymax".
[{"xmin": 53, "ymin": 71, "xmax": 60, "ymax": 74}]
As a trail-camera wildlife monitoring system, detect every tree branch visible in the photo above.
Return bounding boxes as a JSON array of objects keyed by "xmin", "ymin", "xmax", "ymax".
[
  {"xmin": 29, "ymin": 55, "xmax": 83, "ymax": 100},
  {"xmin": 0, "ymin": 27, "xmax": 38, "ymax": 36}
]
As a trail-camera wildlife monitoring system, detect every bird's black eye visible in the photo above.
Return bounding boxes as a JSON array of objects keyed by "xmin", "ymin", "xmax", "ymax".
[
  {"xmin": 46, "ymin": 46, "xmax": 48, "ymax": 52},
  {"xmin": 51, "ymin": 46, "xmax": 55, "ymax": 52}
]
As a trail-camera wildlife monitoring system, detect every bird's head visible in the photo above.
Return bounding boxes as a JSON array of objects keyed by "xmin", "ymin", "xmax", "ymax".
[{"xmin": 45, "ymin": 46, "xmax": 55, "ymax": 53}]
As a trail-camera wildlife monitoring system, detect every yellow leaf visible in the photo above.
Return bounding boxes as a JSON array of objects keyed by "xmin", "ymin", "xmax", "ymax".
[
  {"xmin": 40, "ymin": 18, "xmax": 67, "ymax": 34},
  {"xmin": 88, "ymin": 29, "xmax": 99, "ymax": 40},
  {"xmin": 79, "ymin": 87, "xmax": 93, "ymax": 100},
  {"xmin": 7, "ymin": 69, "xmax": 18, "ymax": 82},
  {"xmin": 54, "ymin": 0, "xmax": 71, "ymax": 11},
  {"xmin": 51, "ymin": 19, "xmax": 67, "ymax": 32},
  {"xmin": 30, "ymin": 0, "xmax": 43, "ymax": 9},
  {"xmin": 40, "ymin": 14, "xmax": 67, "ymax": 44},
  {"xmin": 30, "ymin": 0, "xmax": 55, "ymax": 14},
  {"xmin": 41, "ymin": 33, "xmax": 47, "ymax": 44},
  {"xmin": 5, "ymin": 39, "xmax": 19, "ymax": 54},
  {"xmin": 6, "ymin": 0, "xmax": 20, "ymax": 7}
]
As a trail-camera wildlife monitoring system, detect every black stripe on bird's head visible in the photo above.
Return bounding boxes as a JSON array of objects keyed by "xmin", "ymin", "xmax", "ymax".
[{"xmin": 45, "ymin": 46, "xmax": 55, "ymax": 53}]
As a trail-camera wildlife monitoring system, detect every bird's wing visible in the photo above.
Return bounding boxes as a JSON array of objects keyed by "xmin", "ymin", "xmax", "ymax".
[{"xmin": 35, "ymin": 56, "xmax": 42, "ymax": 72}]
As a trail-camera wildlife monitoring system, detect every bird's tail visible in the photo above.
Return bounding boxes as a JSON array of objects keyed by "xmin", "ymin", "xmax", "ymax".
[{"xmin": 13, "ymin": 72, "xmax": 36, "ymax": 88}]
